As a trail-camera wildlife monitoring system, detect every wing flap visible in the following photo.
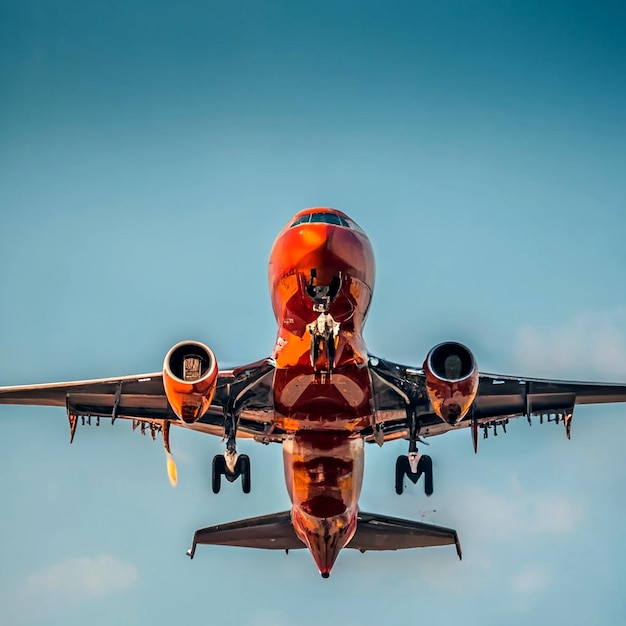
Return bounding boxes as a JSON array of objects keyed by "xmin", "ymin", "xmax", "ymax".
[{"xmin": 67, "ymin": 392, "xmax": 169, "ymax": 417}]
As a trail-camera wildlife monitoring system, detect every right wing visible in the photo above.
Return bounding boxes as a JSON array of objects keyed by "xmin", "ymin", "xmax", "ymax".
[{"xmin": 0, "ymin": 358, "xmax": 276, "ymax": 440}]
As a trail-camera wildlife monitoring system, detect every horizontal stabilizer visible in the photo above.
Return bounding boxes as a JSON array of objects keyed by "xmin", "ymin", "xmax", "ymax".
[
  {"xmin": 188, "ymin": 511, "xmax": 303, "ymax": 556},
  {"xmin": 350, "ymin": 512, "xmax": 462, "ymax": 559},
  {"xmin": 187, "ymin": 510, "xmax": 461, "ymax": 559}
]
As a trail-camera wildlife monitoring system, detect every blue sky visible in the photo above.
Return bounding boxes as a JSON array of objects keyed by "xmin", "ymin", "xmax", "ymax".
[{"xmin": 1, "ymin": 1, "xmax": 626, "ymax": 624}]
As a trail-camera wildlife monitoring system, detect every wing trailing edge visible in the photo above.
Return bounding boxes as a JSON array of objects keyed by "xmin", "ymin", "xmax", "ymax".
[{"xmin": 187, "ymin": 510, "xmax": 461, "ymax": 559}]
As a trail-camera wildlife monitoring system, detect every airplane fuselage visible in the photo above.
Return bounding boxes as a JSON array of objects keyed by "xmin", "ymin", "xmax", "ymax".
[{"xmin": 268, "ymin": 208, "xmax": 376, "ymax": 576}]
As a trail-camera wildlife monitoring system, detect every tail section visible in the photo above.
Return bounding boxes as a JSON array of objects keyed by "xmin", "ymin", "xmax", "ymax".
[{"xmin": 187, "ymin": 510, "xmax": 461, "ymax": 568}]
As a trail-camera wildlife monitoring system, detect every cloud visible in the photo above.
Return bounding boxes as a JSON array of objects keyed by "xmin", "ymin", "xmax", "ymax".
[
  {"xmin": 382, "ymin": 483, "xmax": 580, "ymax": 596},
  {"xmin": 352, "ymin": 477, "xmax": 581, "ymax": 593},
  {"xmin": 1, "ymin": 554, "xmax": 138, "ymax": 624},
  {"xmin": 250, "ymin": 610, "xmax": 291, "ymax": 626},
  {"xmin": 511, "ymin": 563, "xmax": 550, "ymax": 595},
  {"xmin": 451, "ymin": 480, "xmax": 583, "ymax": 542},
  {"xmin": 513, "ymin": 308, "xmax": 626, "ymax": 380},
  {"xmin": 21, "ymin": 553, "xmax": 138, "ymax": 600}
]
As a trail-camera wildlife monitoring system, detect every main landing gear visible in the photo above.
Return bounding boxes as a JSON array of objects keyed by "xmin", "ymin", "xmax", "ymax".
[
  {"xmin": 395, "ymin": 445, "xmax": 433, "ymax": 496},
  {"xmin": 212, "ymin": 450, "xmax": 251, "ymax": 494},
  {"xmin": 212, "ymin": 418, "xmax": 251, "ymax": 494},
  {"xmin": 396, "ymin": 413, "xmax": 433, "ymax": 496}
]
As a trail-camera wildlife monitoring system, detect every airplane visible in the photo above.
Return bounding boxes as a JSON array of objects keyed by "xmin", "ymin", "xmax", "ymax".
[{"xmin": 2, "ymin": 206, "xmax": 626, "ymax": 578}]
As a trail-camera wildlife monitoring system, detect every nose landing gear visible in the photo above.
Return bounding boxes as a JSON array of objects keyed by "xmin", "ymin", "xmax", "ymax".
[
  {"xmin": 307, "ymin": 312, "xmax": 340, "ymax": 378},
  {"xmin": 305, "ymin": 269, "xmax": 342, "ymax": 380}
]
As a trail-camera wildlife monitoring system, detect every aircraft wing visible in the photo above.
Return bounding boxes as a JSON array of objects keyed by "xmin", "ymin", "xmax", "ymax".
[
  {"xmin": 188, "ymin": 510, "xmax": 461, "ymax": 558},
  {"xmin": 0, "ymin": 358, "xmax": 276, "ymax": 440},
  {"xmin": 368, "ymin": 356, "xmax": 626, "ymax": 441},
  {"xmin": 471, "ymin": 372, "xmax": 626, "ymax": 420}
]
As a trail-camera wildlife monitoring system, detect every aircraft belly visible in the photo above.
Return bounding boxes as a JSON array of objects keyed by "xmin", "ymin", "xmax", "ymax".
[
  {"xmin": 273, "ymin": 366, "xmax": 373, "ymax": 432},
  {"xmin": 283, "ymin": 432, "xmax": 364, "ymax": 576}
]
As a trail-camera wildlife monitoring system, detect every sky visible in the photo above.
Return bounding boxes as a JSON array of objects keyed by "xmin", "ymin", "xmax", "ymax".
[{"xmin": 1, "ymin": 0, "xmax": 626, "ymax": 624}]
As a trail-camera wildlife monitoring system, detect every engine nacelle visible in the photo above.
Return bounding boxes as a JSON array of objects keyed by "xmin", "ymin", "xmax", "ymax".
[
  {"xmin": 423, "ymin": 342, "xmax": 478, "ymax": 425},
  {"xmin": 163, "ymin": 340, "xmax": 218, "ymax": 423}
]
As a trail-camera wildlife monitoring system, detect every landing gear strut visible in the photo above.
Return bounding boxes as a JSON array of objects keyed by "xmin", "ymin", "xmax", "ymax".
[
  {"xmin": 212, "ymin": 415, "xmax": 251, "ymax": 494},
  {"xmin": 305, "ymin": 269, "xmax": 342, "ymax": 380},
  {"xmin": 308, "ymin": 313, "xmax": 339, "ymax": 378}
]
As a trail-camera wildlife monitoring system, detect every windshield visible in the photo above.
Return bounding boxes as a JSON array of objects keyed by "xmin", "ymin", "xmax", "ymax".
[{"xmin": 290, "ymin": 212, "xmax": 353, "ymax": 229}]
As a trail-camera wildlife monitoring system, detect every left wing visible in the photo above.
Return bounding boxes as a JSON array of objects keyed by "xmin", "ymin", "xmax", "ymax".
[{"xmin": 368, "ymin": 355, "xmax": 626, "ymax": 442}]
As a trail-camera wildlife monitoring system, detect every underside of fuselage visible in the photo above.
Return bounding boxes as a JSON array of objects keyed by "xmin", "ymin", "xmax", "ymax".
[{"xmin": 268, "ymin": 208, "xmax": 376, "ymax": 576}]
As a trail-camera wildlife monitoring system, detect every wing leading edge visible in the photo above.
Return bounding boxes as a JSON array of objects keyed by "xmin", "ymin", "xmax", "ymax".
[{"xmin": 188, "ymin": 510, "xmax": 461, "ymax": 558}]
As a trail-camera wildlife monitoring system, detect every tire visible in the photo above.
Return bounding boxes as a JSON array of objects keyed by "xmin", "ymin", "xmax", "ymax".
[
  {"xmin": 212, "ymin": 454, "xmax": 225, "ymax": 494},
  {"xmin": 419, "ymin": 455, "xmax": 433, "ymax": 496},
  {"xmin": 395, "ymin": 455, "xmax": 408, "ymax": 495},
  {"xmin": 238, "ymin": 455, "xmax": 251, "ymax": 494}
]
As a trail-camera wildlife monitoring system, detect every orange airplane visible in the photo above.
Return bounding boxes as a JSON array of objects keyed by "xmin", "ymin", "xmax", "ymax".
[{"xmin": 2, "ymin": 207, "xmax": 626, "ymax": 577}]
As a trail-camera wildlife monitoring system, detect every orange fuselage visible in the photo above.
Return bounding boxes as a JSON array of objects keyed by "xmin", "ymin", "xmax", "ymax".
[{"xmin": 267, "ymin": 208, "xmax": 375, "ymax": 576}]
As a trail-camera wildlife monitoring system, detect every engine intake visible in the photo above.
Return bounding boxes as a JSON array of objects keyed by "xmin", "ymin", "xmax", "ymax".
[
  {"xmin": 163, "ymin": 341, "xmax": 218, "ymax": 423},
  {"xmin": 423, "ymin": 342, "xmax": 478, "ymax": 425}
]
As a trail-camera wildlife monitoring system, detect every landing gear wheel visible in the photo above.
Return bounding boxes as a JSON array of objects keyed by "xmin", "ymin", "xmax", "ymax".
[
  {"xmin": 419, "ymin": 455, "xmax": 433, "ymax": 496},
  {"xmin": 395, "ymin": 454, "xmax": 434, "ymax": 496},
  {"xmin": 237, "ymin": 454, "xmax": 251, "ymax": 494},
  {"xmin": 395, "ymin": 455, "xmax": 408, "ymax": 494},
  {"xmin": 212, "ymin": 454, "xmax": 225, "ymax": 494}
]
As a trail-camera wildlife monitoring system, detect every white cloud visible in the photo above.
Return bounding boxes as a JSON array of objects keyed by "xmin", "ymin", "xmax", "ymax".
[
  {"xmin": 250, "ymin": 610, "xmax": 291, "ymax": 626},
  {"xmin": 351, "ymin": 478, "xmax": 581, "ymax": 593},
  {"xmin": 452, "ymin": 480, "xmax": 583, "ymax": 542},
  {"xmin": 513, "ymin": 308, "xmax": 626, "ymax": 380},
  {"xmin": 384, "ymin": 483, "xmax": 578, "ymax": 596},
  {"xmin": 22, "ymin": 553, "xmax": 138, "ymax": 599},
  {"xmin": 1, "ymin": 554, "xmax": 138, "ymax": 624},
  {"xmin": 511, "ymin": 563, "xmax": 550, "ymax": 595}
]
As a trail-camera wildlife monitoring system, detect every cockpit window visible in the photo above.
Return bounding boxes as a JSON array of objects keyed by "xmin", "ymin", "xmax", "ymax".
[
  {"xmin": 290, "ymin": 214, "xmax": 312, "ymax": 227},
  {"xmin": 345, "ymin": 216, "xmax": 365, "ymax": 234},
  {"xmin": 290, "ymin": 212, "xmax": 352, "ymax": 229},
  {"xmin": 310, "ymin": 212, "xmax": 342, "ymax": 226}
]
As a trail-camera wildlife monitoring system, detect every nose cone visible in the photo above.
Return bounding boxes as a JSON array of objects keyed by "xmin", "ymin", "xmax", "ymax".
[{"xmin": 269, "ymin": 208, "xmax": 375, "ymax": 291}]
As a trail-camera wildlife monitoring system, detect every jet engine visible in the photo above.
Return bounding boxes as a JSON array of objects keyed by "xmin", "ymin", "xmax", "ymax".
[
  {"xmin": 163, "ymin": 340, "xmax": 219, "ymax": 423},
  {"xmin": 423, "ymin": 342, "xmax": 478, "ymax": 425}
]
